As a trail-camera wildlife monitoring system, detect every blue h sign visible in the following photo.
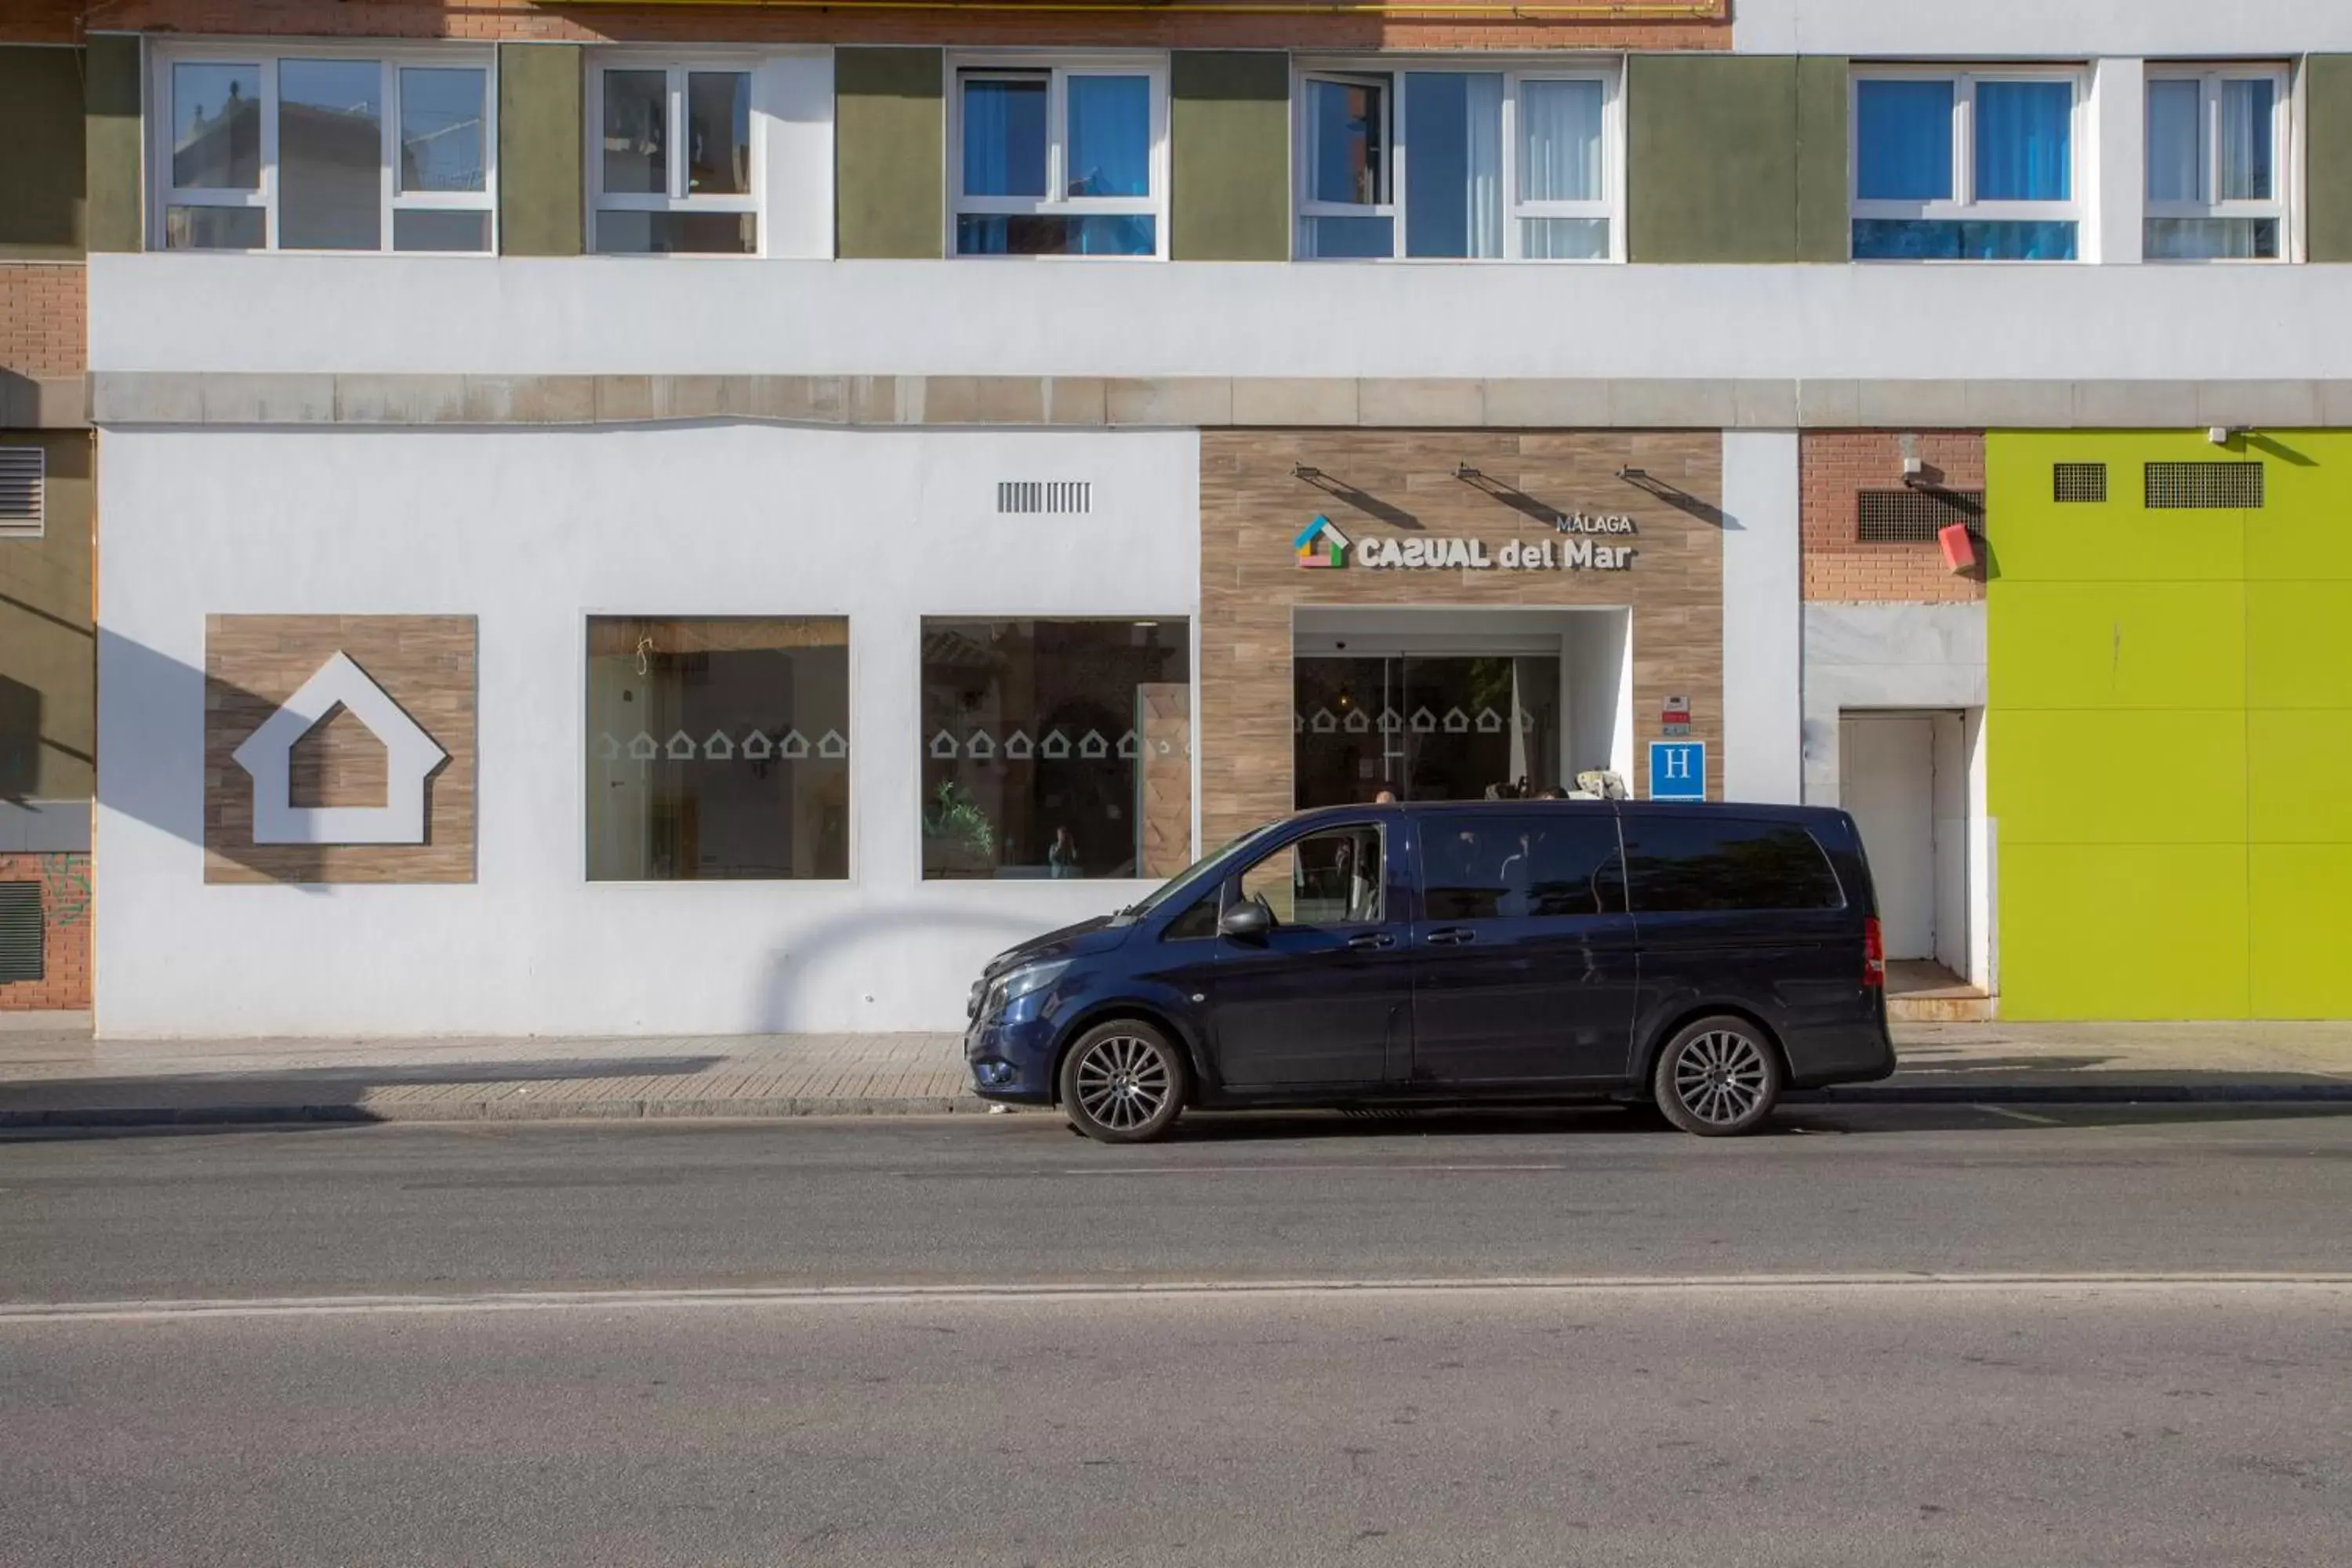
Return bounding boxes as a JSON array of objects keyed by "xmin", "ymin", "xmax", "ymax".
[{"xmin": 1648, "ymin": 741, "xmax": 1705, "ymax": 802}]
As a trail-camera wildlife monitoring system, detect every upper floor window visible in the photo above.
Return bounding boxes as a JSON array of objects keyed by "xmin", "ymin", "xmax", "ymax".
[
  {"xmin": 592, "ymin": 60, "xmax": 758, "ymax": 255},
  {"xmin": 952, "ymin": 59, "xmax": 1167, "ymax": 257},
  {"xmin": 2146, "ymin": 67, "xmax": 2288, "ymax": 261},
  {"xmin": 157, "ymin": 49, "xmax": 493, "ymax": 252},
  {"xmin": 1851, "ymin": 68, "xmax": 2082, "ymax": 261},
  {"xmin": 1296, "ymin": 65, "xmax": 1619, "ymax": 261}
]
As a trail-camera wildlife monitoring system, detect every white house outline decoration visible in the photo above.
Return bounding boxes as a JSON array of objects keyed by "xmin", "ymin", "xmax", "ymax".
[{"xmin": 231, "ymin": 652, "xmax": 447, "ymax": 845}]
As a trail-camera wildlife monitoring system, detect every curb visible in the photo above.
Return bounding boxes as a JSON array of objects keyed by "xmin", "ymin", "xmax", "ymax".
[{"xmin": 6, "ymin": 1082, "xmax": 2352, "ymax": 1129}]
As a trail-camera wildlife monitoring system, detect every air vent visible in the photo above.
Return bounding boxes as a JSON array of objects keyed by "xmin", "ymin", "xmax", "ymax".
[
  {"xmin": 0, "ymin": 883, "xmax": 42, "ymax": 984},
  {"xmin": 2147, "ymin": 461, "xmax": 2263, "ymax": 510},
  {"xmin": 1857, "ymin": 488, "xmax": 1986, "ymax": 543},
  {"xmin": 2053, "ymin": 463, "xmax": 2107, "ymax": 503},
  {"xmin": 996, "ymin": 481, "xmax": 1091, "ymax": 516},
  {"xmin": 0, "ymin": 447, "xmax": 42, "ymax": 540}
]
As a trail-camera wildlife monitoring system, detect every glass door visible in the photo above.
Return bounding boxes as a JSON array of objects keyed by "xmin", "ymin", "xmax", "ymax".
[{"xmin": 1295, "ymin": 655, "xmax": 1559, "ymax": 808}]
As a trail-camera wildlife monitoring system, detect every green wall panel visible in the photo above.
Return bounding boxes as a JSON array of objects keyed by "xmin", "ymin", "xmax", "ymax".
[
  {"xmin": 84, "ymin": 34, "xmax": 141, "ymax": 255},
  {"xmin": 1170, "ymin": 52, "xmax": 1290, "ymax": 262},
  {"xmin": 0, "ymin": 431, "xmax": 94, "ymax": 804},
  {"xmin": 1989, "ymin": 430, "xmax": 2352, "ymax": 1019},
  {"xmin": 0, "ymin": 47, "xmax": 86, "ymax": 256},
  {"xmin": 837, "ymin": 47, "xmax": 943, "ymax": 260},
  {"xmin": 2251, "ymin": 845, "xmax": 2352, "ymax": 1017},
  {"xmin": 2307, "ymin": 56, "xmax": 2352, "ymax": 263},
  {"xmin": 498, "ymin": 44, "xmax": 583, "ymax": 257},
  {"xmin": 1627, "ymin": 55, "xmax": 1847, "ymax": 264},
  {"xmin": 1998, "ymin": 844, "xmax": 2249, "ymax": 1021}
]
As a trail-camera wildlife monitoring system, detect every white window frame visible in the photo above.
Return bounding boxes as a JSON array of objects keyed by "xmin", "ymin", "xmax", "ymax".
[
  {"xmin": 587, "ymin": 53, "xmax": 764, "ymax": 257},
  {"xmin": 1848, "ymin": 65, "xmax": 2087, "ymax": 245},
  {"xmin": 2143, "ymin": 64, "xmax": 2292, "ymax": 261},
  {"xmin": 947, "ymin": 54, "xmax": 1170, "ymax": 261},
  {"xmin": 149, "ymin": 41, "xmax": 497, "ymax": 255},
  {"xmin": 1293, "ymin": 60, "xmax": 1625, "ymax": 263}
]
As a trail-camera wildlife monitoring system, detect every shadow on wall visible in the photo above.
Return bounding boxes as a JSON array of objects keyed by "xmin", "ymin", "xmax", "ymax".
[{"xmin": 98, "ymin": 627, "xmax": 340, "ymax": 885}]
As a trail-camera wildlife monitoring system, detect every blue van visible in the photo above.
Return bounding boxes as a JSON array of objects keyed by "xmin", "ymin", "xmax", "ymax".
[{"xmin": 964, "ymin": 800, "xmax": 1896, "ymax": 1142}]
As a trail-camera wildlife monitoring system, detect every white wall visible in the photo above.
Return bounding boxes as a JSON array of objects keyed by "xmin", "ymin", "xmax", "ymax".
[
  {"xmin": 1735, "ymin": 0, "xmax": 2352, "ymax": 55},
  {"xmin": 87, "ymin": 254, "xmax": 2352, "ymax": 383},
  {"xmin": 1800, "ymin": 603, "xmax": 1987, "ymax": 806},
  {"xmin": 94, "ymin": 424, "xmax": 1200, "ymax": 1037},
  {"xmin": 1930, "ymin": 709, "xmax": 1969, "ymax": 978},
  {"xmin": 1720, "ymin": 432, "xmax": 1802, "ymax": 804},
  {"xmin": 757, "ymin": 53, "xmax": 835, "ymax": 262}
]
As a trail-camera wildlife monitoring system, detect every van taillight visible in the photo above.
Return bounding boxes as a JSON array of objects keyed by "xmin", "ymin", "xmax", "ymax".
[{"xmin": 1864, "ymin": 917, "xmax": 1886, "ymax": 988}]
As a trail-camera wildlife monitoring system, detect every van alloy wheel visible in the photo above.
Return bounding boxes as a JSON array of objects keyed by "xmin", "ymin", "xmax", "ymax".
[
  {"xmin": 1060, "ymin": 1022, "xmax": 1186, "ymax": 1143},
  {"xmin": 1654, "ymin": 1017, "xmax": 1783, "ymax": 1137}
]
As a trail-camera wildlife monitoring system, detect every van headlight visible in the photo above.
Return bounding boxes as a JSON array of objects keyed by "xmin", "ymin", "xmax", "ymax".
[{"xmin": 984, "ymin": 959, "xmax": 1070, "ymax": 1018}]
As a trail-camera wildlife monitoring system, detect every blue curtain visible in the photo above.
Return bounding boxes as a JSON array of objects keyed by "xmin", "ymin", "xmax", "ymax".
[
  {"xmin": 1975, "ymin": 81, "xmax": 2072, "ymax": 201},
  {"xmin": 1066, "ymin": 75, "xmax": 1149, "ymax": 198},
  {"xmin": 962, "ymin": 78, "xmax": 1046, "ymax": 198},
  {"xmin": 1855, "ymin": 80, "xmax": 1953, "ymax": 201}
]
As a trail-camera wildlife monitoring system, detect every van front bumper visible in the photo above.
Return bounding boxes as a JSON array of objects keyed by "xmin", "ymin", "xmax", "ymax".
[{"xmin": 964, "ymin": 1011, "xmax": 1060, "ymax": 1104}]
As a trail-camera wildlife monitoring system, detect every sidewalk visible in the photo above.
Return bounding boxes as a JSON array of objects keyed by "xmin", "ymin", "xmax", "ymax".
[{"xmin": 2, "ymin": 1013, "xmax": 2349, "ymax": 1128}]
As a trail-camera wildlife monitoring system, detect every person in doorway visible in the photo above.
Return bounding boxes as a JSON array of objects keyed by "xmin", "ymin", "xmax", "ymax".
[
  {"xmin": 1374, "ymin": 788, "xmax": 1396, "ymax": 804},
  {"xmin": 1047, "ymin": 826, "xmax": 1081, "ymax": 879}
]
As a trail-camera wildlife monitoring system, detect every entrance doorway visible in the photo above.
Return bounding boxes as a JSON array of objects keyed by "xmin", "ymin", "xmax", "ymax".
[{"xmin": 1295, "ymin": 655, "xmax": 1561, "ymax": 806}]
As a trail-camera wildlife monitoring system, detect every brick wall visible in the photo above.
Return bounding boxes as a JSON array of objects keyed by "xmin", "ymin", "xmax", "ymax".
[
  {"xmin": 0, "ymin": 263, "xmax": 85, "ymax": 379},
  {"xmin": 0, "ymin": 852, "xmax": 91, "ymax": 1011},
  {"xmin": 1800, "ymin": 430, "xmax": 1986, "ymax": 604},
  {"xmin": 0, "ymin": 0, "xmax": 78, "ymax": 44},
  {"xmin": 95, "ymin": 0, "xmax": 1730, "ymax": 50}
]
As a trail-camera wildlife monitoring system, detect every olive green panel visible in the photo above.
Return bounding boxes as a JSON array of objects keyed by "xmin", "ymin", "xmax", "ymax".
[
  {"xmin": 837, "ymin": 48, "xmax": 943, "ymax": 260},
  {"xmin": 1997, "ymin": 844, "xmax": 2249, "ymax": 1021},
  {"xmin": 2306, "ymin": 56, "xmax": 2352, "ymax": 263},
  {"xmin": 1171, "ymin": 52, "xmax": 1290, "ymax": 263},
  {"xmin": 0, "ymin": 48, "xmax": 86, "ymax": 257},
  {"xmin": 1629, "ymin": 56, "xmax": 1846, "ymax": 264},
  {"xmin": 0, "ymin": 431, "xmax": 94, "ymax": 804},
  {"xmin": 2252, "ymin": 845, "xmax": 2352, "ymax": 1016},
  {"xmin": 84, "ymin": 34, "xmax": 141, "ymax": 256},
  {"xmin": 498, "ymin": 44, "xmax": 583, "ymax": 259},
  {"xmin": 1794, "ymin": 55, "xmax": 1850, "ymax": 264}
]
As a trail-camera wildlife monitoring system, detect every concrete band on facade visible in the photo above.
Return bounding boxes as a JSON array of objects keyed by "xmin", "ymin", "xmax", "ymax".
[{"xmin": 87, "ymin": 374, "xmax": 2352, "ymax": 432}]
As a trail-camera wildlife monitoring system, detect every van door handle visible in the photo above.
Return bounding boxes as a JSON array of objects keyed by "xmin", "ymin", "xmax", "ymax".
[
  {"xmin": 1425, "ymin": 927, "xmax": 1475, "ymax": 947},
  {"xmin": 1347, "ymin": 931, "xmax": 1396, "ymax": 951}
]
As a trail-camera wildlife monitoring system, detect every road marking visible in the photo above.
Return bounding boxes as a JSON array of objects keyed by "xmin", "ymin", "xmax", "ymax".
[
  {"xmin": 1058, "ymin": 1163, "xmax": 1577, "ymax": 1176},
  {"xmin": 4, "ymin": 1274, "xmax": 2349, "ymax": 1325},
  {"xmin": 1976, "ymin": 1104, "xmax": 2064, "ymax": 1127}
]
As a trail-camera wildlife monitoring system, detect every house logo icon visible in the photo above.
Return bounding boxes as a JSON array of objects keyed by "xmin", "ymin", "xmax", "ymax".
[
  {"xmin": 1294, "ymin": 514, "xmax": 1351, "ymax": 568},
  {"xmin": 230, "ymin": 652, "xmax": 448, "ymax": 845}
]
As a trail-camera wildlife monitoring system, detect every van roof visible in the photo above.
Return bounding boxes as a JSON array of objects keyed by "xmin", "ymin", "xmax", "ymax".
[{"xmin": 1285, "ymin": 800, "xmax": 1849, "ymax": 827}]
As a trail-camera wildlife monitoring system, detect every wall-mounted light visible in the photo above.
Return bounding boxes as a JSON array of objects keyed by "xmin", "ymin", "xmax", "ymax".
[
  {"xmin": 1617, "ymin": 466, "xmax": 1647, "ymax": 482},
  {"xmin": 1293, "ymin": 463, "xmax": 1325, "ymax": 481},
  {"xmin": 2208, "ymin": 426, "xmax": 2247, "ymax": 447}
]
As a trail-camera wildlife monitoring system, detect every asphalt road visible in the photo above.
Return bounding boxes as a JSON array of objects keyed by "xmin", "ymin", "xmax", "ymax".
[{"xmin": 5, "ymin": 1105, "xmax": 2352, "ymax": 1566}]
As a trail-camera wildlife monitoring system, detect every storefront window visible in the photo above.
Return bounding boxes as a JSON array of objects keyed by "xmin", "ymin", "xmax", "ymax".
[
  {"xmin": 1294, "ymin": 655, "xmax": 1561, "ymax": 807},
  {"xmin": 586, "ymin": 617, "xmax": 848, "ymax": 880},
  {"xmin": 920, "ymin": 618, "xmax": 1192, "ymax": 879}
]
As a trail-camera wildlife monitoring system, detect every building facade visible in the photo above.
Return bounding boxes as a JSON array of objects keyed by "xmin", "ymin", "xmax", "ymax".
[{"xmin": 5, "ymin": 0, "xmax": 2350, "ymax": 1029}]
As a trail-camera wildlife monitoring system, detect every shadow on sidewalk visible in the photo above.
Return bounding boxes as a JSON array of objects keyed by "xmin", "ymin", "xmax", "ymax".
[{"xmin": 0, "ymin": 1054, "xmax": 730, "ymax": 1139}]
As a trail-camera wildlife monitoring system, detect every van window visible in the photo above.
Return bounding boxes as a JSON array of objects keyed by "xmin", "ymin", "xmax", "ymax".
[
  {"xmin": 1237, "ymin": 825, "xmax": 1385, "ymax": 926},
  {"xmin": 1623, "ymin": 818, "xmax": 1844, "ymax": 913},
  {"xmin": 1422, "ymin": 815, "xmax": 1624, "ymax": 920}
]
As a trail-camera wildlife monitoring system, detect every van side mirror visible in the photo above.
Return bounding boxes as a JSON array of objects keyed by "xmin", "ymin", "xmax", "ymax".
[{"xmin": 1218, "ymin": 898, "xmax": 1274, "ymax": 939}]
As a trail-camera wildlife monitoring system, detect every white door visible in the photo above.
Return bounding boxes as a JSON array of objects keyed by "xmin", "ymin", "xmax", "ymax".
[{"xmin": 1840, "ymin": 716, "xmax": 1935, "ymax": 960}]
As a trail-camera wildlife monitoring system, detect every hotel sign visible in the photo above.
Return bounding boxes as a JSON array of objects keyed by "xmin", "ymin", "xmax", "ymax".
[{"xmin": 1358, "ymin": 514, "xmax": 1639, "ymax": 572}]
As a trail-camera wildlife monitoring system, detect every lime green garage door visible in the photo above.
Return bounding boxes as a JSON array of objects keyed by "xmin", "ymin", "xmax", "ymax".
[{"xmin": 1987, "ymin": 432, "xmax": 2352, "ymax": 1020}]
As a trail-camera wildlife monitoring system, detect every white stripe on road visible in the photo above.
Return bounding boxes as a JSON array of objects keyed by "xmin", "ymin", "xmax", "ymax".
[
  {"xmin": 4, "ymin": 1273, "xmax": 2350, "ymax": 1325},
  {"xmin": 1975, "ymin": 1104, "xmax": 2065, "ymax": 1126}
]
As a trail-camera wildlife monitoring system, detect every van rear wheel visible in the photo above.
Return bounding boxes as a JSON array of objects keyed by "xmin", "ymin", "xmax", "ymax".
[
  {"xmin": 1059, "ymin": 1020, "xmax": 1186, "ymax": 1144},
  {"xmin": 1653, "ymin": 1016, "xmax": 1782, "ymax": 1137}
]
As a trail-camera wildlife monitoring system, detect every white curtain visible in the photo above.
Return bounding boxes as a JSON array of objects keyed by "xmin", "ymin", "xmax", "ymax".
[
  {"xmin": 1520, "ymin": 78, "xmax": 1603, "ymax": 204},
  {"xmin": 1465, "ymin": 74, "xmax": 1503, "ymax": 259},
  {"xmin": 2146, "ymin": 78, "xmax": 2203, "ymax": 203},
  {"xmin": 2219, "ymin": 78, "xmax": 2274, "ymax": 200}
]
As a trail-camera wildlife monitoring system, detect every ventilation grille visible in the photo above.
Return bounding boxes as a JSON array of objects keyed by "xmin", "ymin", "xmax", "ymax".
[
  {"xmin": 996, "ymin": 481, "xmax": 1091, "ymax": 516},
  {"xmin": 1857, "ymin": 488, "xmax": 1986, "ymax": 543},
  {"xmin": 0, "ymin": 883, "xmax": 42, "ymax": 985},
  {"xmin": 2053, "ymin": 463, "xmax": 2107, "ymax": 503},
  {"xmin": 2146, "ymin": 461, "xmax": 2264, "ymax": 510},
  {"xmin": 0, "ymin": 448, "xmax": 42, "ymax": 540}
]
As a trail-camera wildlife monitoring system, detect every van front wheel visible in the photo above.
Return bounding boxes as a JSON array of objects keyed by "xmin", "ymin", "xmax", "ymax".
[
  {"xmin": 1059, "ymin": 1021, "xmax": 1186, "ymax": 1144},
  {"xmin": 1653, "ymin": 1017, "xmax": 1782, "ymax": 1137}
]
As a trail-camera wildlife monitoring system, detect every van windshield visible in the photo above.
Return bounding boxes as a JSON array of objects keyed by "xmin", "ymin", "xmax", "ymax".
[{"xmin": 1114, "ymin": 821, "xmax": 1283, "ymax": 920}]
